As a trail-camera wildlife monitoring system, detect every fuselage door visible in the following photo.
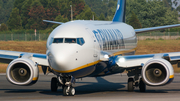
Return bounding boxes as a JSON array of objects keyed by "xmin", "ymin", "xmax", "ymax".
[{"xmin": 86, "ymin": 28, "xmax": 99, "ymax": 61}]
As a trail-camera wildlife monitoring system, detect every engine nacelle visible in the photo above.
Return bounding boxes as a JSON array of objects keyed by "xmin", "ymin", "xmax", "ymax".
[
  {"xmin": 6, "ymin": 58, "xmax": 39, "ymax": 86},
  {"xmin": 142, "ymin": 59, "xmax": 174, "ymax": 86}
]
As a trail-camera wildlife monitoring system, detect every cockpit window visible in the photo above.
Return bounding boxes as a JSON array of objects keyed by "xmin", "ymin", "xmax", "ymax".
[
  {"xmin": 65, "ymin": 38, "xmax": 76, "ymax": 43},
  {"xmin": 53, "ymin": 38, "xmax": 63, "ymax": 43},
  {"xmin": 77, "ymin": 38, "xmax": 85, "ymax": 45},
  {"xmin": 51, "ymin": 38, "xmax": 85, "ymax": 45}
]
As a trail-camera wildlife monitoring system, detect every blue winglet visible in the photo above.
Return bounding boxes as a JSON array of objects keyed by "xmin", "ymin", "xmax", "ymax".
[{"xmin": 113, "ymin": 0, "xmax": 126, "ymax": 22}]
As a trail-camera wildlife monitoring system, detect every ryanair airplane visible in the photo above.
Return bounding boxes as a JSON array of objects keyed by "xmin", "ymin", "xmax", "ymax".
[{"xmin": 1, "ymin": 0, "xmax": 180, "ymax": 96}]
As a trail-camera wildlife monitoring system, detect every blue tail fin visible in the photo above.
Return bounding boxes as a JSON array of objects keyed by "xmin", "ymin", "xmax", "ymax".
[{"xmin": 113, "ymin": 0, "xmax": 126, "ymax": 22}]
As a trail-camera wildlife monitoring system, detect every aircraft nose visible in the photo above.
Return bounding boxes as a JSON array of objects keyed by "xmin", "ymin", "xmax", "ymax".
[{"xmin": 48, "ymin": 44, "xmax": 77, "ymax": 73}]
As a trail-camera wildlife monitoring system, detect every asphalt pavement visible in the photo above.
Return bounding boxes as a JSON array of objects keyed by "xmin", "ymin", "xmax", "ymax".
[{"xmin": 1, "ymin": 73, "xmax": 180, "ymax": 101}]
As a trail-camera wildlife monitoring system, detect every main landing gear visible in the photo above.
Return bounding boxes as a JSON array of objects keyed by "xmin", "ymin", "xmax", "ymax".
[
  {"xmin": 50, "ymin": 75, "xmax": 75, "ymax": 96},
  {"xmin": 128, "ymin": 77, "xmax": 146, "ymax": 92}
]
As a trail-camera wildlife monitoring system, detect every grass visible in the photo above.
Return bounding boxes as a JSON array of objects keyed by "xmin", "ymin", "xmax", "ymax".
[
  {"xmin": 136, "ymin": 40, "xmax": 180, "ymax": 55},
  {"xmin": 0, "ymin": 40, "xmax": 180, "ymax": 73}
]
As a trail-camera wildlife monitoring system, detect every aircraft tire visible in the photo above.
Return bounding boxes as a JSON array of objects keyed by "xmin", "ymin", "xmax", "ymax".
[
  {"xmin": 51, "ymin": 77, "xmax": 58, "ymax": 92},
  {"xmin": 69, "ymin": 87, "xmax": 75, "ymax": 96},
  {"xmin": 128, "ymin": 78, "xmax": 134, "ymax": 92},
  {"xmin": 139, "ymin": 78, "xmax": 146, "ymax": 92},
  {"xmin": 63, "ymin": 86, "xmax": 69, "ymax": 96}
]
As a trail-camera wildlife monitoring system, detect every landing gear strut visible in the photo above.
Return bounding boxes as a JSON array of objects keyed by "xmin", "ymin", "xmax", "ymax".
[
  {"xmin": 127, "ymin": 68, "xmax": 146, "ymax": 92},
  {"xmin": 50, "ymin": 75, "xmax": 75, "ymax": 96}
]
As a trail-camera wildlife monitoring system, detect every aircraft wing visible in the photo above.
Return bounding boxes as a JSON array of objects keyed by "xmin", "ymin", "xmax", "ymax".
[
  {"xmin": 43, "ymin": 20, "xmax": 64, "ymax": 25},
  {"xmin": 114, "ymin": 52, "xmax": 180, "ymax": 68},
  {"xmin": 135, "ymin": 24, "xmax": 180, "ymax": 34},
  {"xmin": 0, "ymin": 50, "xmax": 48, "ymax": 66}
]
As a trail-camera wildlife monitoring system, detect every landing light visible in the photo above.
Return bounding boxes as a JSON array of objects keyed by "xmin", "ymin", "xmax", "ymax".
[
  {"xmin": 118, "ymin": 57, "xmax": 125, "ymax": 63},
  {"xmin": 104, "ymin": 54, "xmax": 109, "ymax": 59}
]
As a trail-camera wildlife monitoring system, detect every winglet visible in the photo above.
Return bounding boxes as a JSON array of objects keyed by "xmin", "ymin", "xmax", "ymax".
[
  {"xmin": 43, "ymin": 20, "xmax": 64, "ymax": 25},
  {"xmin": 113, "ymin": 0, "xmax": 126, "ymax": 22}
]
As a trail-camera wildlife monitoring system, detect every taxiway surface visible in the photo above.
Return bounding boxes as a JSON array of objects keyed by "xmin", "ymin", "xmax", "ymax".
[{"xmin": 1, "ymin": 73, "xmax": 180, "ymax": 101}]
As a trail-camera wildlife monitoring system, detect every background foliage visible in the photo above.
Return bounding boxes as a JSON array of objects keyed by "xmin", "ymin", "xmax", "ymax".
[{"xmin": 0, "ymin": 0, "xmax": 180, "ymax": 33}]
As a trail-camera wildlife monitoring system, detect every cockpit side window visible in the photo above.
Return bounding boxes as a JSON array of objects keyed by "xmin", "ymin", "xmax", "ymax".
[
  {"xmin": 53, "ymin": 38, "xmax": 63, "ymax": 43},
  {"xmin": 49, "ymin": 37, "xmax": 54, "ymax": 45},
  {"xmin": 65, "ymin": 38, "xmax": 76, "ymax": 43},
  {"xmin": 77, "ymin": 38, "xmax": 85, "ymax": 45}
]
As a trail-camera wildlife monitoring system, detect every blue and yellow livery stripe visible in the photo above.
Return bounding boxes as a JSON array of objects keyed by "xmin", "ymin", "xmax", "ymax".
[
  {"xmin": 32, "ymin": 77, "xmax": 38, "ymax": 81},
  {"xmin": 170, "ymin": 75, "xmax": 174, "ymax": 79},
  {"xmin": 167, "ymin": 75, "xmax": 174, "ymax": 84},
  {"xmin": 53, "ymin": 60, "xmax": 102, "ymax": 73},
  {"xmin": 53, "ymin": 48, "xmax": 137, "ymax": 73}
]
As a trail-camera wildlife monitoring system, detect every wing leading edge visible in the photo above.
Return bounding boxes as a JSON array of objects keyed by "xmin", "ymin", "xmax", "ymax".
[
  {"xmin": 0, "ymin": 50, "xmax": 48, "ymax": 66},
  {"xmin": 135, "ymin": 24, "xmax": 180, "ymax": 34},
  {"xmin": 114, "ymin": 52, "xmax": 180, "ymax": 68}
]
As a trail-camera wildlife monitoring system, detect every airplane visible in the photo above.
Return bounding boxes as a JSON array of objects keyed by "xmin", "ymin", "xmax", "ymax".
[{"xmin": 1, "ymin": 0, "xmax": 180, "ymax": 96}]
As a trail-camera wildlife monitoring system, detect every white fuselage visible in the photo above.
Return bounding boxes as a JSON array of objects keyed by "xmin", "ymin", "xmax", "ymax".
[{"xmin": 46, "ymin": 20, "xmax": 137, "ymax": 78}]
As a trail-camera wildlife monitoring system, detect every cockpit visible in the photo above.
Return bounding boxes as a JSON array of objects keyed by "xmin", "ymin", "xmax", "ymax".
[{"xmin": 49, "ymin": 38, "xmax": 85, "ymax": 46}]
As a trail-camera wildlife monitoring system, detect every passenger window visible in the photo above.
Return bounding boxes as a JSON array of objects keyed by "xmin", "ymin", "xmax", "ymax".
[
  {"xmin": 77, "ymin": 38, "xmax": 85, "ymax": 45},
  {"xmin": 65, "ymin": 38, "xmax": 76, "ymax": 43},
  {"xmin": 53, "ymin": 38, "xmax": 63, "ymax": 43}
]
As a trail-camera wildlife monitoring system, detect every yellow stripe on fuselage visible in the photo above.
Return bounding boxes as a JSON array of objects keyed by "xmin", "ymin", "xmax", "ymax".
[
  {"xmin": 53, "ymin": 48, "xmax": 136, "ymax": 73},
  {"xmin": 53, "ymin": 60, "xmax": 101, "ymax": 73}
]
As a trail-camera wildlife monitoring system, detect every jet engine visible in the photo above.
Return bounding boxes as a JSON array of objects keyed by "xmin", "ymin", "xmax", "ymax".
[
  {"xmin": 142, "ymin": 58, "xmax": 174, "ymax": 86},
  {"xmin": 6, "ymin": 58, "xmax": 39, "ymax": 86}
]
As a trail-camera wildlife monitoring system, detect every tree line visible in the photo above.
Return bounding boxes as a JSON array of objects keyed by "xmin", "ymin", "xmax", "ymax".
[{"xmin": 0, "ymin": 0, "xmax": 179, "ymax": 32}]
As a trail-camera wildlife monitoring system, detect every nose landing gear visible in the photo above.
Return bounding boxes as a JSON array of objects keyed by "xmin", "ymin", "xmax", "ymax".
[
  {"xmin": 63, "ymin": 86, "xmax": 75, "ymax": 96},
  {"xmin": 50, "ymin": 75, "xmax": 76, "ymax": 96}
]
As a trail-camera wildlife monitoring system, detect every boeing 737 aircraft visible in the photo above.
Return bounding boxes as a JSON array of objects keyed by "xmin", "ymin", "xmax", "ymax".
[{"xmin": 1, "ymin": 0, "xmax": 180, "ymax": 96}]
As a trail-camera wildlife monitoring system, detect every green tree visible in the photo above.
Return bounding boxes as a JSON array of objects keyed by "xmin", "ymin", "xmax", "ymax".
[
  {"xmin": 163, "ymin": 0, "xmax": 172, "ymax": 8},
  {"xmin": 46, "ymin": 0, "xmax": 60, "ymax": 21},
  {"xmin": 59, "ymin": 0, "xmax": 85, "ymax": 20},
  {"xmin": 0, "ymin": 0, "xmax": 15, "ymax": 24},
  {"xmin": 99, "ymin": 13, "xmax": 105, "ymax": 20},
  {"xmin": 55, "ymin": 15, "xmax": 69, "ymax": 22},
  {"xmin": 21, "ymin": 0, "xmax": 33, "ymax": 29},
  {"xmin": 13, "ymin": 0, "xmax": 24, "ymax": 13},
  {"xmin": 76, "ymin": 5, "xmax": 98, "ymax": 20},
  {"xmin": 85, "ymin": 0, "xmax": 109, "ymax": 17},
  {"xmin": 106, "ymin": 0, "xmax": 116, "ymax": 20},
  {"xmin": 40, "ymin": 0, "xmax": 48, "ymax": 8},
  {"xmin": 128, "ymin": 12, "xmax": 142, "ymax": 29},
  {"xmin": 0, "ymin": 23, "xmax": 8, "ymax": 31},
  {"xmin": 25, "ymin": 0, "xmax": 47, "ymax": 29},
  {"xmin": 126, "ymin": 0, "xmax": 178, "ymax": 28},
  {"xmin": 52, "ymin": 15, "xmax": 69, "ymax": 28},
  {"xmin": 7, "ymin": 7, "xmax": 22, "ymax": 30}
]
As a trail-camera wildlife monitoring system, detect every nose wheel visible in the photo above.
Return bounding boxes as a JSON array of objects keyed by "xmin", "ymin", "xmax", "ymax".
[
  {"xmin": 63, "ymin": 86, "xmax": 75, "ymax": 96},
  {"xmin": 50, "ymin": 76, "xmax": 75, "ymax": 96}
]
